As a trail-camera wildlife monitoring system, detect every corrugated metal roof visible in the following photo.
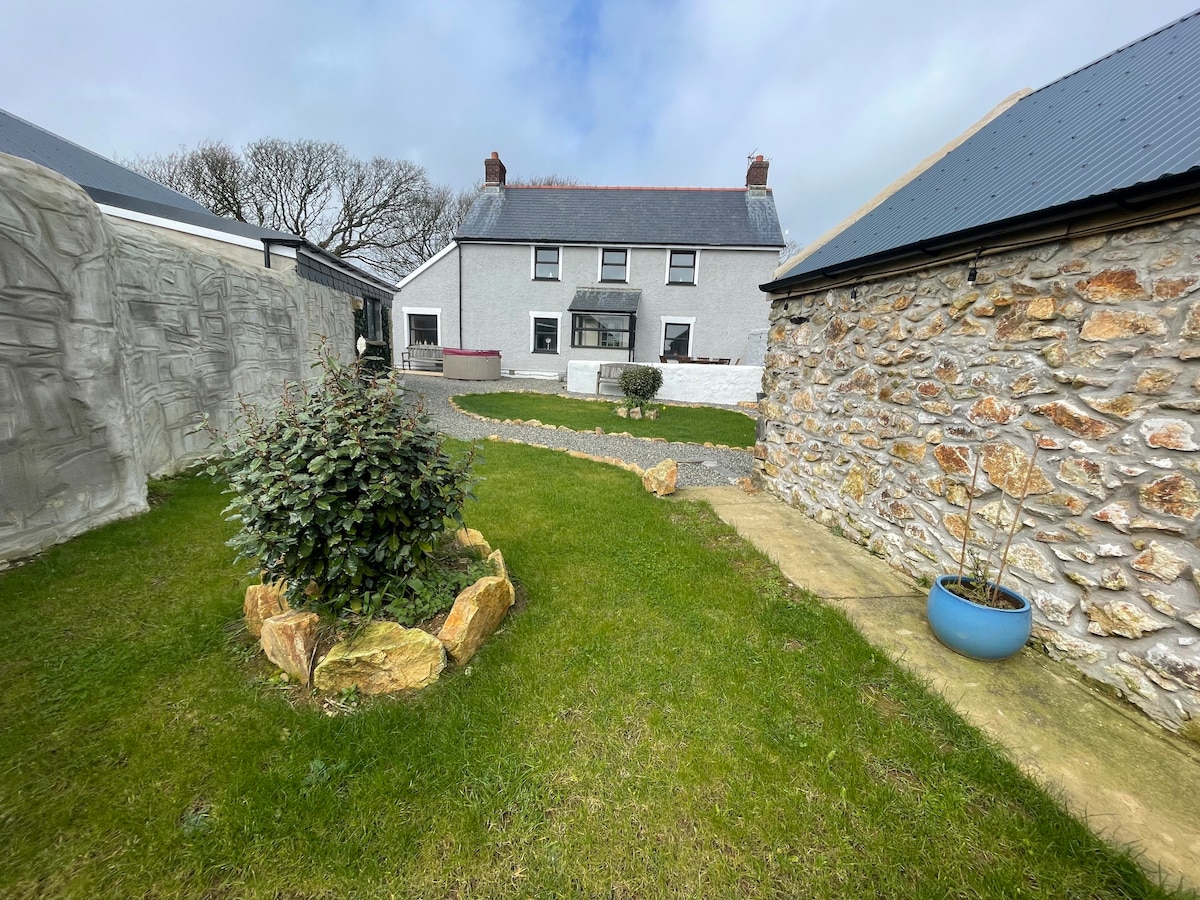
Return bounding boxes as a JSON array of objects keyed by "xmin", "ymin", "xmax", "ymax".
[
  {"xmin": 0, "ymin": 107, "xmax": 211, "ymax": 214},
  {"xmin": 774, "ymin": 10, "xmax": 1200, "ymax": 286},
  {"xmin": 568, "ymin": 287, "xmax": 642, "ymax": 313},
  {"xmin": 457, "ymin": 185, "xmax": 784, "ymax": 248}
]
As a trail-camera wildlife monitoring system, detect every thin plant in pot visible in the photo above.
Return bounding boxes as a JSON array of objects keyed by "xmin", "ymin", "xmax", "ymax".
[
  {"xmin": 948, "ymin": 442, "xmax": 1041, "ymax": 609},
  {"xmin": 926, "ymin": 440, "xmax": 1042, "ymax": 660}
]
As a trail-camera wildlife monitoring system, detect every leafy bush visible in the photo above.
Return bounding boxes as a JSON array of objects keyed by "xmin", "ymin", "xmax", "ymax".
[
  {"xmin": 374, "ymin": 545, "xmax": 493, "ymax": 626},
  {"xmin": 208, "ymin": 347, "xmax": 475, "ymax": 617},
  {"xmin": 618, "ymin": 365, "xmax": 663, "ymax": 405}
]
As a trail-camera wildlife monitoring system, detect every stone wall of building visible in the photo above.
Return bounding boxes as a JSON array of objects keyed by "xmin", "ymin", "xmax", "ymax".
[
  {"xmin": 755, "ymin": 215, "xmax": 1200, "ymax": 737},
  {"xmin": 0, "ymin": 153, "xmax": 354, "ymax": 565}
]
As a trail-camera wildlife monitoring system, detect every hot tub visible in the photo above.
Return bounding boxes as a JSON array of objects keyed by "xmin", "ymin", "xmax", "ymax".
[{"xmin": 443, "ymin": 348, "xmax": 502, "ymax": 381}]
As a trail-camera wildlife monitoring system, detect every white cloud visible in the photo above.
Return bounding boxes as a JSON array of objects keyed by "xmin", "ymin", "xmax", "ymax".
[{"xmin": 2, "ymin": 0, "xmax": 1196, "ymax": 246}]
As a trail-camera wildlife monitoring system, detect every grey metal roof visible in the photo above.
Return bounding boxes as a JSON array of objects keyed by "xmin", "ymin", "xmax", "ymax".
[
  {"xmin": 84, "ymin": 187, "xmax": 297, "ymax": 242},
  {"xmin": 568, "ymin": 287, "xmax": 642, "ymax": 313},
  {"xmin": 771, "ymin": 10, "xmax": 1200, "ymax": 288},
  {"xmin": 0, "ymin": 107, "xmax": 396, "ymax": 294},
  {"xmin": 1, "ymin": 107, "xmax": 211, "ymax": 214},
  {"xmin": 458, "ymin": 185, "xmax": 784, "ymax": 247}
]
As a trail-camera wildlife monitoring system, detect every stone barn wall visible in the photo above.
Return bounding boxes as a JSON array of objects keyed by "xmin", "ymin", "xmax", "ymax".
[
  {"xmin": 0, "ymin": 153, "xmax": 355, "ymax": 565},
  {"xmin": 755, "ymin": 215, "xmax": 1200, "ymax": 737}
]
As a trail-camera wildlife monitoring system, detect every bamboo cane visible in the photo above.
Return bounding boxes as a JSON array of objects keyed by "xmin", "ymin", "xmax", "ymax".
[
  {"xmin": 956, "ymin": 449, "xmax": 982, "ymax": 582},
  {"xmin": 992, "ymin": 442, "xmax": 1042, "ymax": 604}
]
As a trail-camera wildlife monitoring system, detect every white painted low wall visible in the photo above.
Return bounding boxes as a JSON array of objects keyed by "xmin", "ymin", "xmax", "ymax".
[{"xmin": 566, "ymin": 361, "xmax": 764, "ymax": 406}]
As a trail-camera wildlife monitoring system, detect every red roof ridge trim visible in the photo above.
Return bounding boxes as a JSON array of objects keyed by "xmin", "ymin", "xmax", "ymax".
[{"xmin": 505, "ymin": 185, "xmax": 763, "ymax": 192}]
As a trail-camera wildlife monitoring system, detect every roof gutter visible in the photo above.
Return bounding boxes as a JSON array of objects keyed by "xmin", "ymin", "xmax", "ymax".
[{"xmin": 761, "ymin": 170, "xmax": 1200, "ymax": 296}]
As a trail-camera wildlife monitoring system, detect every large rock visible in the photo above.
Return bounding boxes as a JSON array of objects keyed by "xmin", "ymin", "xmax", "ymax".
[
  {"xmin": 449, "ymin": 528, "xmax": 492, "ymax": 558},
  {"xmin": 642, "ymin": 459, "xmax": 678, "ymax": 497},
  {"xmin": 244, "ymin": 582, "xmax": 290, "ymax": 638},
  {"xmin": 314, "ymin": 622, "xmax": 446, "ymax": 694},
  {"xmin": 261, "ymin": 610, "xmax": 321, "ymax": 685},
  {"xmin": 438, "ymin": 549, "xmax": 515, "ymax": 665}
]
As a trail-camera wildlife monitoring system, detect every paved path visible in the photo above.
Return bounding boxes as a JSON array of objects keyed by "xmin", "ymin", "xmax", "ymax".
[
  {"xmin": 402, "ymin": 372, "xmax": 752, "ymax": 488},
  {"xmin": 683, "ymin": 486, "xmax": 1200, "ymax": 893}
]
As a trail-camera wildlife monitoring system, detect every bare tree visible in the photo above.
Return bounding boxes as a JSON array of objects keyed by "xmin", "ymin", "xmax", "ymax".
[
  {"xmin": 392, "ymin": 183, "xmax": 477, "ymax": 274},
  {"xmin": 507, "ymin": 173, "xmax": 583, "ymax": 186},
  {"xmin": 779, "ymin": 236, "xmax": 803, "ymax": 265},
  {"xmin": 124, "ymin": 139, "xmax": 469, "ymax": 281}
]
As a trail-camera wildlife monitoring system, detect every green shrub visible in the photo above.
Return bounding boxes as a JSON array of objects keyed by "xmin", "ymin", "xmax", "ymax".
[
  {"xmin": 207, "ymin": 347, "xmax": 475, "ymax": 617},
  {"xmin": 618, "ymin": 365, "xmax": 663, "ymax": 405},
  {"xmin": 374, "ymin": 545, "xmax": 493, "ymax": 626}
]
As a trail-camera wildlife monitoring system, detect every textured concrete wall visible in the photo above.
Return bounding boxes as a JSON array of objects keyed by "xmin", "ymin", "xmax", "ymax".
[
  {"xmin": 0, "ymin": 152, "xmax": 355, "ymax": 565},
  {"xmin": 107, "ymin": 218, "xmax": 354, "ymax": 476},
  {"xmin": 755, "ymin": 216, "xmax": 1200, "ymax": 736},
  {"xmin": 0, "ymin": 154, "xmax": 146, "ymax": 562},
  {"xmin": 396, "ymin": 242, "xmax": 776, "ymax": 375}
]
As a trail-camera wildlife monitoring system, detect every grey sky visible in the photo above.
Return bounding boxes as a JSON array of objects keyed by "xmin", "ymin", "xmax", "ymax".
[{"xmin": 2, "ymin": 0, "xmax": 1196, "ymax": 255}]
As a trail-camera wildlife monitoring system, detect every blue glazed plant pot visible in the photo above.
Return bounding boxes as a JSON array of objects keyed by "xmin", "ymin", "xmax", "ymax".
[{"xmin": 926, "ymin": 575, "xmax": 1033, "ymax": 661}]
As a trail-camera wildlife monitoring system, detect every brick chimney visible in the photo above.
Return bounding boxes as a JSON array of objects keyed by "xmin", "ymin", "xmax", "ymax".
[
  {"xmin": 746, "ymin": 154, "xmax": 769, "ymax": 188},
  {"xmin": 484, "ymin": 151, "xmax": 506, "ymax": 187}
]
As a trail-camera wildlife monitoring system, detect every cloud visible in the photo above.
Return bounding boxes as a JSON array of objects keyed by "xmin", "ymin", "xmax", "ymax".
[{"xmin": 2, "ymin": 0, "xmax": 1196, "ymax": 247}]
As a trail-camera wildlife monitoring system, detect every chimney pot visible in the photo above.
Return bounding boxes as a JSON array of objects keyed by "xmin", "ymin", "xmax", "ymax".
[
  {"xmin": 484, "ymin": 152, "xmax": 507, "ymax": 187},
  {"xmin": 755, "ymin": 155, "xmax": 764, "ymax": 162}
]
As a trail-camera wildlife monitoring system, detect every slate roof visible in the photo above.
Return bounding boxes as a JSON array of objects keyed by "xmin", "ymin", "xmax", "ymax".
[
  {"xmin": 457, "ymin": 186, "xmax": 784, "ymax": 248},
  {"xmin": 1, "ymin": 107, "xmax": 210, "ymax": 214},
  {"xmin": 568, "ymin": 287, "xmax": 642, "ymax": 313},
  {"xmin": 767, "ymin": 10, "xmax": 1200, "ymax": 291}
]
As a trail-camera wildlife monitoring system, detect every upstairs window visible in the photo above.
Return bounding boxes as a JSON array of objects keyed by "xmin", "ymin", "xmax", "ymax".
[
  {"xmin": 534, "ymin": 246, "xmax": 560, "ymax": 280},
  {"xmin": 668, "ymin": 250, "xmax": 696, "ymax": 285},
  {"xmin": 600, "ymin": 248, "xmax": 628, "ymax": 282}
]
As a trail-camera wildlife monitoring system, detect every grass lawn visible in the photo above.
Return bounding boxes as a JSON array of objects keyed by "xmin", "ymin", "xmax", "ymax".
[
  {"xmin": 452, "ymin": 391, "xmax": 756, "ymax": 447},
  {"xmin": 0, "ymin": 445, "xmax": 1185, "ymax": 898}
]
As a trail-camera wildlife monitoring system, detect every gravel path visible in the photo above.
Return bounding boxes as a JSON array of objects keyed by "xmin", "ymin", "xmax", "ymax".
[{"xmin": 402, "ymin": 374, "xmax": 752, "ymax": 488}]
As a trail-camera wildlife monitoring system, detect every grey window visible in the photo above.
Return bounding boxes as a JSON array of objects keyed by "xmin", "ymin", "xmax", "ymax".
[
  {"xmin": 572, "ymin": 313, "xmax": 633, "ymax": 349},
  {"xmin": 365, "ymin": 298, "xmax": 384, "ymax": 341},
  {"xmin": 533, "ymin": 317, "xmax": 558, "ymax": 353},
  {"xmin": 668, "ymin": 250, "xmax": 696, "ymax": 284},
  {"xmin": 408, "ymin": 313, "xmax": 438, "ymax": 345},
  {"xmin": 534, "ymin": 247, "xmax": 559, "ymax": 280},
  {"xmin": 663, "ymin": 322, "xmax": 692, "ymax": 358},
  {"xmin": 600, "ymin": 248, "xmax": 627, "ymax": 282}
]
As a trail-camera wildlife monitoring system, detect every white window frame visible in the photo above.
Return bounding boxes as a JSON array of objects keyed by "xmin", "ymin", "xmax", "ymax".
[
  {"xmin": 665, "ymin": 248, "xmax": 700, "ymax": 285},
  {"xmin": 597, "ymin": 247, "xmax": 630, "ymax": 283},
  {"xmin": 529, "ymin": 310, "xmax": 562, "ymax": 354},
  {"xmin": 530, "ymin": 245, "xmax": 562, "ymax": 281},
  {"xmin": 660, "ymin": 315, "xmax": 696, "ymax": 358},
  {"xmin": 402, "ymin": 306, "xmax": 442, "ymax": 347}
]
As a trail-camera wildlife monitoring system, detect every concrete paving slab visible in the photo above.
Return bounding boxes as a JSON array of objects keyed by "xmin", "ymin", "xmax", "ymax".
[{"xmin": 681, "ymin": 485, "xmax": 1200, "ymax": 892}]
